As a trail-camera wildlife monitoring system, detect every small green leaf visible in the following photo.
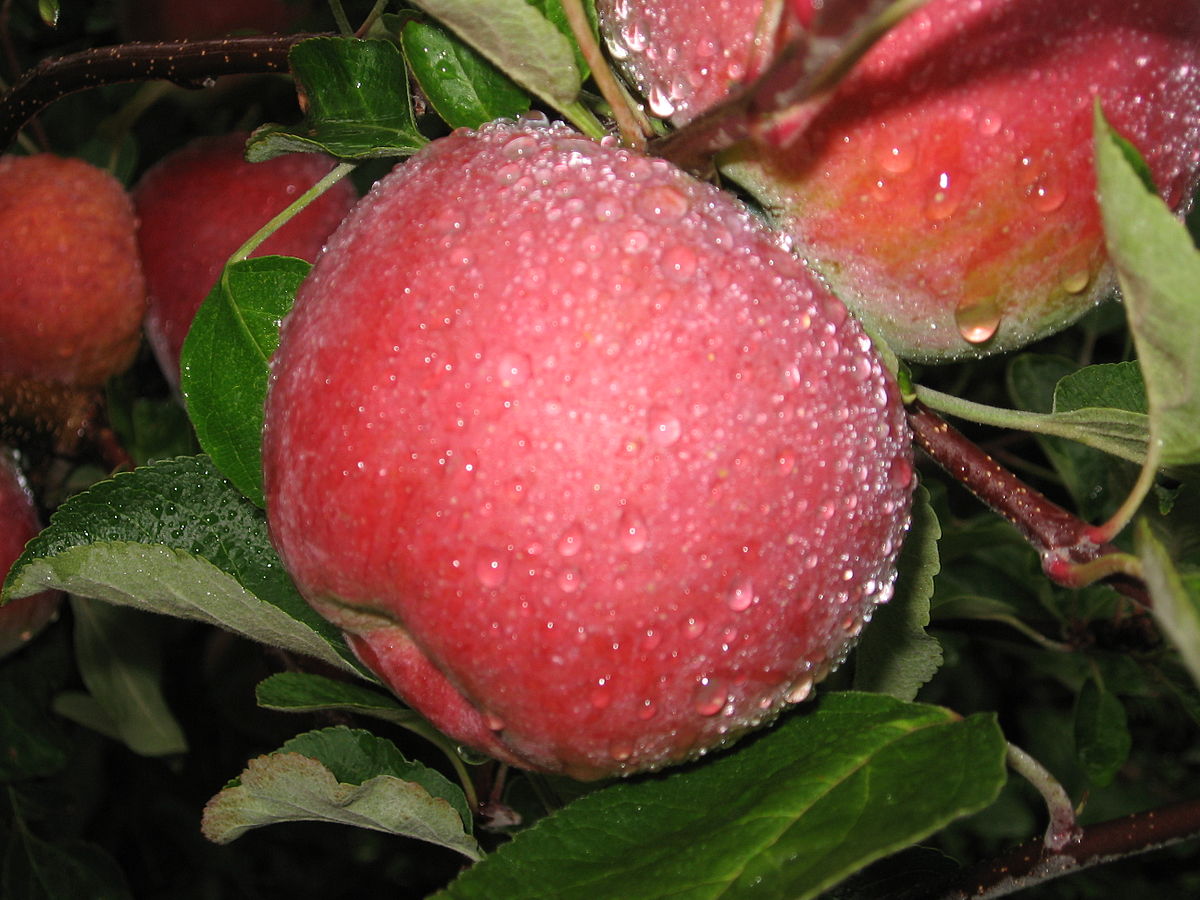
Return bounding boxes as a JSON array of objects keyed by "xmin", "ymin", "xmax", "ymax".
[
  {"xmin": 248, "ymin": 37, "xmax": 426, "ymax": 160},
  {"xmin": 2, "ymin": 832, "xmax": 131, "ymax": 900},
  {"xmin": 407, "ymin": 0, "xmax": 581, "ymax": 111},
  {"xmin": 66, "ymin": 599, "xmax": 187, "ymax": 757},
  {"xmin": 2, "ymin": 456, "xmax": 365, "ymax": 678},
  {"xmin": 201, "ymin": 726, "xmax": 481, "ymax": 860},
  {"xmin": 1095, "ymin": 106, "xmax": 1200, "ymax": 467},
  {"xmin": 401, "ymin": 19, "xmax": 531, "ymax": 129},
  {"xmin": 181, "ymin": 256, "xmax": 309, "ymax": 508},
  {"xmin": 256, "ymin": 671, "xmax": 427, "ymax": 731},
  {"xmin": 854, "ymin": 484, "xmax": 943, "ymax": 700},
  {"xmin": 36, "ymin": 0, "xmax": 59, "ymax": 27},
  {"xmin": 438, "ymin": 693, "xmax": 1006, "ymax": 900},
  {"xmin": 1073, "ymin": 677, "xmax": 1131, "ymax": 787},
  {"xmin": 1137, "ymin": 520, "xmax": 1200, "ymax": 690}
]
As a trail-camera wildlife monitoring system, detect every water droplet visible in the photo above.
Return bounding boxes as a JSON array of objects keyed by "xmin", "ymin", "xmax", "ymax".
[
  {"xmin": 889, "ymin": 457, "xmax": 914, "ymax": 489},
  {"xmin": 636, "ymin": 184, "xmax": 690, "ymax": 220},
  {"xmin": 1062, "ymin": 269, "xmax": 1090, "ymax": 294},
  {"xmin": 786, "ymin": 676, "xmax": 813, "ymax": 704},
  {"xmin": 661, "ymin": 245, "xmax": 697, "ymax": 281},
  {"xmin": 647, "ymin": 84, "xmax": 675, "ymax": 118},
  {"xmin": 496, "ymin": 350, "xmax": 531, "ymax": 386},
  {"xmin": 475, "ymin": 548, "xmax": 509, "ymax": 588},
  {"xmin": 776, "ymin": 448, "xmax": 797, "ymax": 475},
  {"xmin": 622, "ymin": 229, "xmax": 649, "ymax": 253},
  {"xmin": 618, "ymin": 507, "xmax": 648, "ymax": 553},
  {"xmin": 954, "ymin": 295, "xmax": 1003, "ymax": 344},
  {"xmin": 557, "ymin": 522, "xmax": 585, "ymax": 557},
  {"xmin": 637, "ymin": 699, "xmax": 657, "ymax": 720},
  {"xmin": 685, "ymin": 616, "xmax": 706, "ymax": 638},
  {"xmin": 648, "ymin": 407, "xmax": 682, "ymax": 446},
  {"xmin": 590, "ymin": 680, "xmax": 612, "ymax": 710},
  {"xmin": 874, "ymin": 137, "xmax": 915, "ymax": 174},
  {"xmin": 557, "ymin": 567, "xmax": 582, "ymax": 593},
  {"xmin": 594, "ymin": 195, "xmax": 623, "ymax": 222},
  {"xmin": 608, "ymin": 739, "xmax": 634, "ymax": 761},
  {"xmin": 640, "ymin": 629, "xmax": 662, "ymax": 651},
  {"xmin": 924, "ymin": 170, "xmax": 963, "ymax": 221},
  {"xmin": 485, "ymin": 713, "xmax": 506, "ymax": 731},
  {"xmin": 502, "ymin": 135, "xmax": 539, "ymax": 160},
  {"xmin": 495, "ymin": 163, "xmax": 523, "ymax": 185},
  {"xmin": 726, "ymin": 576, "xmax": 755, "ymax": 611},
  {"xmin": 1027, "ymin": 170, "xmax": 1066, "ymax": 212},
  {"xmin": 694, "ymin": 678, "xmax": 728, "ymax": 716}
]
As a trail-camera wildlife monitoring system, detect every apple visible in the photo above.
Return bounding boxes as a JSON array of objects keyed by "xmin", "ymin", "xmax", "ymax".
[
  {"xmin": 0, "ymin": 451, "xmax": 60, "ymax": 659},
  {"xmin": 603, "ymin": 0, "xmax": 1200, "ymax": 362},
  {"xmin": 263, "ymin": 118, "xmax": 914, "ymax": 780},
  {"xmin": 133, "ymin": 132, "xmax": 358, "ymax": 387},
  {"xmin": 0, "ymin": 154, "xmax": 146, "ymax": 387}
]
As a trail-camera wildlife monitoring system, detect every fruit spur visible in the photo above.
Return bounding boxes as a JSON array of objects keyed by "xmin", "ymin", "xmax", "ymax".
[{"xmin": 263, "ymin": 117, "xmax": 914, "ymax": 780}]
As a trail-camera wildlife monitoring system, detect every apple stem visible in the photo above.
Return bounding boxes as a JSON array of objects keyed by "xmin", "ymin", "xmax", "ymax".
[
  {"xmin": 906, "ymin": 401, "xmax": 1149, "ymax": 606},
  {"xmin": 0, "ymin": 35, "xmax": 316, "ymax": 150},
  {"xmin": 560, "ymin": 0, "xmax": 647, "ymax": 150},
  {"xmin": 1005, "ymin": 741, "xmax": 1081, "ymax": 852}
]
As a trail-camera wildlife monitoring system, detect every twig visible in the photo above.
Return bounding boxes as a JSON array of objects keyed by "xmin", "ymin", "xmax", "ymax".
[{"xmin": 0, "ymin": 35, "xmax": 320, "ymax": 149}]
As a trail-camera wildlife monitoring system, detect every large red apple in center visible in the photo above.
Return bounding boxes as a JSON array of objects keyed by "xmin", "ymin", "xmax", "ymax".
[{"xmin": 263, "ymin": 119, "xmax": 914, "ymax": 779}]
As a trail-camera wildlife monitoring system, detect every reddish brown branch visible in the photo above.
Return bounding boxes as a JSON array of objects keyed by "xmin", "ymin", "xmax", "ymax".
[
  {"xmin": 932, "ymin": 795, "xmax": 1200, "ymax": 899},
  {"xmin": 0, "ymin": 35, "xmax": 320, "ymax": 149},
  {"xmin": 907, "ymin": 401, "xmax": 1148, "ymax": 605}
]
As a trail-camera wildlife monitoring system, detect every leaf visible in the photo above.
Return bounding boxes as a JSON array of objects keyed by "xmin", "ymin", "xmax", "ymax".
[
  {"xmin": 2, "ymin": 832, "xmax": 131, "ymax": 900},
  {"xmin": 256, "ymin": 671, "xmax": 427, "ymax": 730},
  {"xmin": 438, "ymin": 692, "xmax": 1006, "ymax": 900},
  {"xmin": 1095, "ymin": 106, "xmax": 1200, "ymax": 467},
  {"xmin": 247, "ymin": 37, "xmax": 426, "ymax": 161},
  {"xmin": 1073, "ymin": 677, "xmax": 1131, "ymax": 788},
  {"xmin": 65, "ymin": 599, "xmax": 187, "ymax": 757},
  {"xmin": 406, "ymin": 0, "xmax": 581, "ymax": 110},
  {"xmin": 0, "ymin": 630, "xmax": 72, "ymax": 781},
  {"xmin": 401, "ymin": 19, "xmax": 531, "ymax": 129},
  {"xmin": 854, "ymin": 483, "xmax": 943, "ymax": 700},
  {"xmin": 201, "ymin": 726, "xmax": 481, "ymax": 861},
  {"xmin": 1136, "ymin": 520, "xmax": 1200, "ymax": 690},
  {"xmin": 2, "ymin": 456, "xmax": 365, "ymax": 678},
  {"xmin": 180, "ymin": 256, "xmax": 309, "ymax": 508},
  {"xmin": 1054, "ymin": 361, "xmax": 1149, "ymax": 416}
]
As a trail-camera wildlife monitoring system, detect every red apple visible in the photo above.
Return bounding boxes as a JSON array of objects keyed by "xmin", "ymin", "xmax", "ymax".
[
  {"xmin": 602, "ymin": 0, "xmax": 1200, "ymax": 361},
  {"xmin": 0, "ymin": 451, "xmax": 60, "ymax": 659},
  {"xmin": 0, "ymin": 154, "xmax": 145, "ymax": 387},
  {"xmin": 263, "ymin": 119, "xmax": 914, "ymax": 779},
  {"xmin": 133, "ymin": 133, "xmax": 358, "ymax": 387}
]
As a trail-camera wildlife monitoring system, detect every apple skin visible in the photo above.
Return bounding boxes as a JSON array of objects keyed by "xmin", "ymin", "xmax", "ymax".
[
  {"xmin": 263, "ymin": 119, "xmax": 914, "ymax": 779},
  {"xmin": 0, "ymin": 452, "xmax": 60, "ymax": 659},
  {"xmin": 719, "ymin": 0, "xmax": 1200, "ymax": 361},
  {"xmin": 0, "ymin": 154, "xmax": 146, "ymax": 387},
  {"xmin": 133, "ymin": 133, "xmax": 358, "ymax": 387}
]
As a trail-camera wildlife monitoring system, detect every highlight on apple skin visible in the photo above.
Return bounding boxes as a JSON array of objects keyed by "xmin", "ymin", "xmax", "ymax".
[
  {"xmin": 602, "ymin": 0, "xmax": 1200, "ymax": 362},
  {"xmin": 133, "ymin": 132, "xmax": 359, "ymax": 387},
  {"xmin": 263, "ymin": 118, "xmax": 915, "ymax": 781},
  {"xmin": 0, "ymin": 154, "xmax": 146, "ymax": 387}
]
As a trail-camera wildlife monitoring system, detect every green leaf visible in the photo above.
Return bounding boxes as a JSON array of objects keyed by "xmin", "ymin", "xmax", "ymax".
[
  {"xmin": 401, "ymin": 19, "xmax": 531, "ymax": 129},
  {"xmin": 1073, "ymin": 677, "xmax": 1131, "ymax": 787},
  {"xmin": 201, "ymin": 726, "xmax": 481, "ymax": 861},
  {"xmin": 854, "ymin": 484, "xmax": 943, "ymax": 700},
  {"xmin": 1095, "ymin": 106, "xmax": 1200, "ymax": 467},
  {"xmin": 438, "ymin": 693, "xmax": 1006, "ymax": 900},
  {"xmin": 1136, "ymin": 520, "xmax": 1200, "ymax": 690},
  {"xmin": 1054, "ymin": 361, "xmax": 1149, "ymax": 416},
  {"xmin": 2, "ymin": 456, "xmax": 365, "ymax": 678},
  {"xmin": 247, "ymin": 37, "xmax": 427, "ymax": 161},
  {"xmin": 36, "ymin": 0, "xmax": 59, "ymax": 27},
  {"xmin": 2, "ymin": 832, "xmax": 131, "ymax": 900},
  {"xmin": 180, "ymin": 256, "xmax": 309, "ymax": 508},
  {"xmin": 0, "ymin": 631, "xmax": 71, "ymax": 781},
  {"xmin": 256, "ymin": 671, "xmax": 427, "ymax": 730},
  {"xmin": 64, "ymin": 599, "xmax": 187, "ymax": 757},
  {"xmin": 406, "ymin": 0, "xmax": 581, "ymax": 111}
]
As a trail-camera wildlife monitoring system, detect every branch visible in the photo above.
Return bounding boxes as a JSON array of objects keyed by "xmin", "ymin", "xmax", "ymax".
[
  {"xmin": 0, "ymin": 35, "xmax": 319, "ymax": 149},
  {"xmin": 906, "ymin": 401, "xmax": 1148, "ymax": 606},
  {"xmin": 930, "ymin": 795, "xmax": 1200, "ymax": 899}
]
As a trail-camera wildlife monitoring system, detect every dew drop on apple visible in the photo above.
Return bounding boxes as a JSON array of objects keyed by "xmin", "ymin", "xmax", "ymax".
[
  {"xmin": 590, "ymin": 680, "xmax": 612, "ymax": 710},
  {"xmin": 495, "ymin": 350, "xmax": 531, "ymax": 386},
  {"xmin": 608, "ymin": 738, "xmax": 634, "ymax": 762},
  {"xmin": 1062, "ymin": 269, "xmax": 1090, "ymax": 294},
  {"xmin": 637, "ymin": 699, "xmax": 657, "ymax": 720},
  {"xmin": 647, "ymin": 407, "xmax": 682, "ymax": 446},
  {"xmin": 556, "ymin": 521, "xmax": 585, "ymax": 557},
  {"xmin": 954, "ymin": 294, "xmax": 1003, "ymax": 344},
  {"xmin": 1027, "ymin": 170, "xmax": 1067, "ymax": 212},
  {"xmin": 660, "ymin": 244, "xmax": 697, "ymax": 281},
  {"xmin": 725, "ymin": 576, "xmax": 755, "ymax": 612},
  {"xmin": 647, "ymin": 84, "xmax": 676, "ymax": 118},
  {"xmin": 557, "ymin": 567, "xmax": 582, "ymax": 593},
  {"xmin": 618, "ymin": 506, "xmax": 648, "ymax": 553},
  {"xmin": 693, "ymin": 677, "xmax": 728, "ymax": 717},
  {"xmin": 635, "ymin": 184, "xmax": 690, "ymax": 221},
  {"xmin": 923, "ymin": 170, "xmax": 963, "ymax": 221},
  {"xmin": 475, "ymin": 549, "xmax": 509, "ymax": 588},
  {"xmin": 685, "ymin": 616, "xmax": 706, "ymax": 639},
  {"xmin": 485, "ymin": 713, "xmax": 505, "ymax": 731},
  {"xmin": 874, "ymin": 137, "xmax": 916, "ymax": 174},
  {"xmin": 502, "ymin": 135, "xmax": 540, "ymax": 159},
  {"xmin": 622, "ymin": 229, "xmax": 649, "ymax": 253},
  {"xmin": 786, "ymin": 676, "xmax": 814, "ymax": 704}
]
